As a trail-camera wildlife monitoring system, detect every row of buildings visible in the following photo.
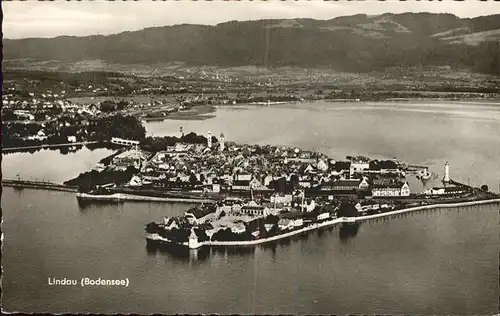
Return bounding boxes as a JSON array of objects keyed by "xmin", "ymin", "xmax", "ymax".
[{"xmin": 105, "ymin": 131, "xmax": 416, "ymax": 199}]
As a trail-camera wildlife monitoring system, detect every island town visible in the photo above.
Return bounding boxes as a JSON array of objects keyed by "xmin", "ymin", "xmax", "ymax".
[
  {"xmin": 3, "ymin": 97, "xmax": 499, "ymax": 249},
  {"xmin": 2, "ymin": 72, "xmax": 499, "ymax": 250},
  {"xmin": 25, "ymin": 127, "xmax": 492, "ymax": 249}
]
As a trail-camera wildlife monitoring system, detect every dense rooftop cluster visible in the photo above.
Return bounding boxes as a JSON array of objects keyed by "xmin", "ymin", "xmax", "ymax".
[{"xmin": 101, "ymin": 134, "xmax": 415, "ymax": 201}]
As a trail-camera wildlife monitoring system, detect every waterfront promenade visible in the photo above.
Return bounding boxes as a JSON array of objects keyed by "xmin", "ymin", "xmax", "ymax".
[{"xmin": 147, "ymin": 198, "xmax": 500, "ymax": 249}]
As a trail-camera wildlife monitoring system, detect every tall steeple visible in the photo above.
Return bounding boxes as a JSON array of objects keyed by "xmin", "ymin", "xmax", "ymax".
[
  {"xmin": 207, "ymin": 131, "xmax": 212, "ymax": 149},
  {"xmin": 219, "ymin": 133, "xmax": 225, "ymax": 152}
]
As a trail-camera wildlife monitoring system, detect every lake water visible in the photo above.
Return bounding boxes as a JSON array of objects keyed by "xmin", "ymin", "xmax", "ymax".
[
  {"xmin": 2, "ymin": 101, "xmax": 500, "ymax": 314},
  {"xmin": 2, "ymin": 147, "xmax": 114, "ymax": 183}
]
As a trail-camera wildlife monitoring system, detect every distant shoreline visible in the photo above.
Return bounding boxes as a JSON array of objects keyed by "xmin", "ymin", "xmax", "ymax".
[
  {"xmin": 325, "ymin": 97, "xmax": 500, "ymax": 103},
  {"xmin": 139, "ymin": 104, "xmax": 217, "ymax": 122}
]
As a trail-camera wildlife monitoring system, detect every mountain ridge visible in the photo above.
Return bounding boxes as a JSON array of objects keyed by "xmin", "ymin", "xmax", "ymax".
[{"xmin": 4, "ymin": 13, "xmax": 500, "ymax": 74}]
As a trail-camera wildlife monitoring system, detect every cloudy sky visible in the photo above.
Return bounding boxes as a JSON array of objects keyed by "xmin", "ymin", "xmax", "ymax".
[{"xmin": 4, "ymin": 1, "xmax": 500, "ymax": 39}]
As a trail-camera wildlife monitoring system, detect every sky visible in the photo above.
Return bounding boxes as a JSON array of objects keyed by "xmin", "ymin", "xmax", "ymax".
[{"xmin": 3, "ymin": 1, "xmax": 500, "ymax": 39}]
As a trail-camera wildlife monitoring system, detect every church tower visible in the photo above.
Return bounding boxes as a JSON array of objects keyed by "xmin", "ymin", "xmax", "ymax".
[
  {"xmin": 220, "ymin": 133, "xmax": 225, "ymax": 152},
  {"xmin": 207, "ymin": 131, "xmax": 212, "ymax": 149}
]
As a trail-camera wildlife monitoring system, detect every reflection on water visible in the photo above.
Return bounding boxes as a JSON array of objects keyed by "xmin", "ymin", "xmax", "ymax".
[
  {"xmin": 146, "ymin": 241, "xmax": 211, "ymax": 262},
  {"xmin": 339, "ymin": 223, "xmax": 361, "ymax": 242},
  {"xmin": 77, "ymin": 199, "xmax": 124, "ymax": 210},
  {"xmin": 211, "ymin": 245, "xmax": 256, "ymax": 257},
  {"xmin": 147, "ymin": 241, "xmax": 190, "ymax": 261},
  {"xmin": 144, "ymin": 222, "xmax": 366, "ymax": 262},
  {"xmin": 146, "ymin": 241, "xmax": 260, "ymax": 262},
  {"xmin": 260, "ymin": 242, "xmax": 278, "ymax": 259},
  {"xmin": 12, "ymin": 187, "xmax": 24, "ymax": 193},
  {"xmin": 317, "ymin": 228, "xmax": 325, "ymax": 237}
]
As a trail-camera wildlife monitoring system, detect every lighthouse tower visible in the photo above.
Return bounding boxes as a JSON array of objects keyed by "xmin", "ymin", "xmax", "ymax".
[
  {"xmin": 207, "ymin": 131, "xmax": 212, "ymax": 149},
  {"xmin": 180, "ymin": 126, "xmax": 184, "ymax": 138},
  {"xmin": 443, "ymin": 161, "xmax": 450, "ymax": 183},
  {"xmin": 188, "ymin": 228, "xmax": 200, "ymax": 249},
  {"xmin": 219, "ymin": 133, "xmax": 225, "ymax": 152}
]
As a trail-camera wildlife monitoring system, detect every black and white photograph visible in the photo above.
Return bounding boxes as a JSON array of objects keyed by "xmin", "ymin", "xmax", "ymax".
[{"xmin": 1, "ymin": 0, "xmax": 500, "ymax": 314}]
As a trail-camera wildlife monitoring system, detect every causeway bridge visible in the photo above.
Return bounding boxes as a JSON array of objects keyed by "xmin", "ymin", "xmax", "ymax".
[
  {"xmin": 3, "ymin": 138, "xmax": 140, "ymax": 152},
  {"xmin": 2, "ymin": 179, "xmax": 78, "ymax": 192},
  {"xmin": 2, "ymin": 141, "xmax": 100, "ymax": 152}
]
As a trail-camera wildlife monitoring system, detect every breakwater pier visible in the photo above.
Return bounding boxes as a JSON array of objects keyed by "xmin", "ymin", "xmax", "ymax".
[
  {"xmin": 76, "ymin": 192, "xmax": 213, "ymax": 204},
  {"xmin": 2, "ymin": 179, "xmax": 78, "ymax": 192},
  {"xmin": 2, "ymin": 178, "xmax": 216, "ymax": 203}
]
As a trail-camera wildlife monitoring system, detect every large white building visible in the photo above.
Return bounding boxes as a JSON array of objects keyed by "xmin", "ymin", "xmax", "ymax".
[
  {"xmin": 240, "ymin": 201, "xmax": 266, "ymax": 216},
  {"xmin": 111, "ymin": 137, "xmax": 140, "ymax": 146},
  {"xmin": 320, "ymin": 178, "xmax": 369, "ymax": 193},
  {"xmin": 350, "ymin": 161, "xmax": 370, "ymax": 175},
  {"xmin": 372, "ymin": 182, "xmax": 410, "ymax": 197},
  {"xmin": 424, "ymin": 186, "xmax": 466, "ymax": 196}
]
